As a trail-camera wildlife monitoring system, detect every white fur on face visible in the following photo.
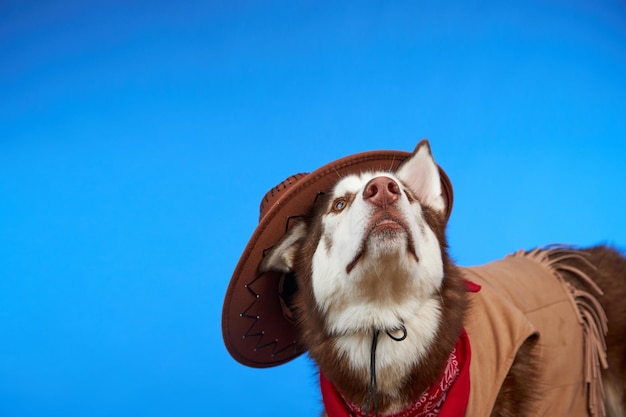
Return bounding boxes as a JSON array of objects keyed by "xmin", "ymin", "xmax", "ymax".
[
  {"xmin": 311, "ymin": 165, "xmax": 445, "ymax": 379},
  {"xmin": 312, "ymin": 171, "xmax": 444, "ymax": 333}
]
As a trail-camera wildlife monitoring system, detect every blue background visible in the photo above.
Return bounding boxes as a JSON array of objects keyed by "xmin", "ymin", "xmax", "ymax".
[{"xmin": 1, "ymin": 1, "xmax": 625, "ymax": 416}]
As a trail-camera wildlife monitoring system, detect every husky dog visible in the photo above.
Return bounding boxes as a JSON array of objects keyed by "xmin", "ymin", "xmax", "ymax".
[{"xmin": 223, "ymin": 140, "xmax": 626, "ymax": 417}]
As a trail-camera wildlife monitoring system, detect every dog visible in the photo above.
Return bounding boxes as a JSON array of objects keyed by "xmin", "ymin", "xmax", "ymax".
[{"xmin": 223, "ymin": 140, "xmax": 626, "ymax": 417}]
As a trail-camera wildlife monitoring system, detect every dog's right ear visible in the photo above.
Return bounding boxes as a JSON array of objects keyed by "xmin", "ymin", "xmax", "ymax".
[
  {"xmin": 396, "ymin": 139, "xmax": 446, "ymax": 215},
  {"xmin": 259, "ymin": 221, "xmax": 307, "ymax": 273}
]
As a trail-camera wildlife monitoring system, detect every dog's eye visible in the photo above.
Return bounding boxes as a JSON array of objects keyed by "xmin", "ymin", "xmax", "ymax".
[{"xmin": 332, "ymin": 199, "xmax": 347, "ymax": 212}]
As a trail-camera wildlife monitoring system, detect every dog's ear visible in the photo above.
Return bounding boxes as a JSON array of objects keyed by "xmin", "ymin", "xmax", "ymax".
[
  {"xmin": 396, "ymin": 139, "xmax": 446, "ymax": 214},
  {"xmin": 259, "ymin": 221, "xmax": 307, "ymax": 273}
]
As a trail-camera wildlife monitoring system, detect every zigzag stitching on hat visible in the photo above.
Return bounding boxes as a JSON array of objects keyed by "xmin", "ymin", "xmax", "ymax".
[
  {"xmin": 241, "ymin": 273, "xmax": 298, "ymax": 358},
  {"xmin": 238, "ymin": 209, "xmax": 311, "ymax": 359}
]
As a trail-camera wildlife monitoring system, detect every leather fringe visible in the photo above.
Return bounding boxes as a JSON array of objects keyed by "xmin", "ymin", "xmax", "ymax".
[{"xmin": 510, "ymin": 246, "xmax": 609, "ymax": 417}]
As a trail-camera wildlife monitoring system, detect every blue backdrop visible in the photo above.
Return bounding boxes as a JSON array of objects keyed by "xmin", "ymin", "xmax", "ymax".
[{"xmin": 1, "ymin": 1, "xmax": 625, "ymax": 416}]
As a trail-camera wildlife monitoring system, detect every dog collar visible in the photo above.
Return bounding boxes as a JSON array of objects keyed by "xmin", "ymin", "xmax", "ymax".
[{"xmin": 320, "ymin": 328, "xmax": 472, "ymax": 417}]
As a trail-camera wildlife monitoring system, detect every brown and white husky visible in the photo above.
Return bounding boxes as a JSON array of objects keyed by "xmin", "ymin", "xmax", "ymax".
[{"xmin": 258, "ymin": 140, "xmax": 626, "ymax": 417}]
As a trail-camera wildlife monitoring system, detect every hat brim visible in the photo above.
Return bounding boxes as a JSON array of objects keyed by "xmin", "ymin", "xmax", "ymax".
[{"xmin": 222, "ymin": 149, "xmax": 453, "ymax": 368}]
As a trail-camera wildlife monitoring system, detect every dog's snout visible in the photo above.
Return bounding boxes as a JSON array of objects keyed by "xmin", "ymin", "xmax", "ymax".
[{"xmin": 363, "ymin": 176, "xmax": 401, "ymax": 207}]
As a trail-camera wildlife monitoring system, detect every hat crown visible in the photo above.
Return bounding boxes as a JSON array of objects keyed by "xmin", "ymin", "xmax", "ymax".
[{"xmin": 259, "ymin": 173, "xmax": 308, "ymax": 222}]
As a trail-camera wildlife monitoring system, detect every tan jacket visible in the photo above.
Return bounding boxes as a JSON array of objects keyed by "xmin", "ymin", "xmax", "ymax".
[{"xmin": 461, "ymin": 249, "xmax": 607, "ymax": 417}]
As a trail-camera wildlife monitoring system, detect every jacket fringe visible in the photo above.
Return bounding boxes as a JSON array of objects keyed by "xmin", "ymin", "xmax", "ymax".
[{"xmin": 509, "ymin": 246, "xmax": 609, "ymax": 417}]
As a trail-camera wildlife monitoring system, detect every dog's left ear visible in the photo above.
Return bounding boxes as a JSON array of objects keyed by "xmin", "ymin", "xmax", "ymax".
[
  {"xmin": 259, "ymin": 221, "xmax": 307, "ymax": 273},
  {"xmin": 396, "ymin": 139, "xmax": 446, "ymax": 214}
]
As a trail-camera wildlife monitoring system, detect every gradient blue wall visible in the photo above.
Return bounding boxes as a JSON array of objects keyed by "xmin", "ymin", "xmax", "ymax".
[{"xmin": 1, "ymin": 1, "xmax": 625, "ymax": 416}]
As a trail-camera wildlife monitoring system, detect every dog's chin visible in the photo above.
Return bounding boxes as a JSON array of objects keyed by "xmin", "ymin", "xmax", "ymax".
[
  {"xmin": 367, "ymin": 217, "xmax": 419, "ymax": 260},
  {"xmin": 370, "ymin": 219, "xmax": 405, "ymax": 241},
  {"xmin": 346, "ymin": 226, "xmax": 418, "ymax": 275},
  {"xmin": 368, "ymin": 229, "xmax": 407, "ymax": 257}
]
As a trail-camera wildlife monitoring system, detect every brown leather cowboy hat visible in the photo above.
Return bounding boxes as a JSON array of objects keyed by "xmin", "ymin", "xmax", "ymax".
[{"xmin": 222, "ymin": 141, "xmax": 454, "ymax": 368}]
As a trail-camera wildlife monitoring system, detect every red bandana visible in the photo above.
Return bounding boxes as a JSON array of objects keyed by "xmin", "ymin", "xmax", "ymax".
[{"xmin": 320, "ymin": 329, "xmax": 471, "ymax": 417}]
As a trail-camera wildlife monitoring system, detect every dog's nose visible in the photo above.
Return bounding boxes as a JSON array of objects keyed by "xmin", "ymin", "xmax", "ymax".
[{"xmin": 363, "ymin": 176, "xmax": 401, "ymax": 207}]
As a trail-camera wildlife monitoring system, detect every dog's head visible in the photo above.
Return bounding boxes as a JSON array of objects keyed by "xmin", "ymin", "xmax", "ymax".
[{"xmin": 260, "ymin": 140, "xmax": 451, "ymax": 340}]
